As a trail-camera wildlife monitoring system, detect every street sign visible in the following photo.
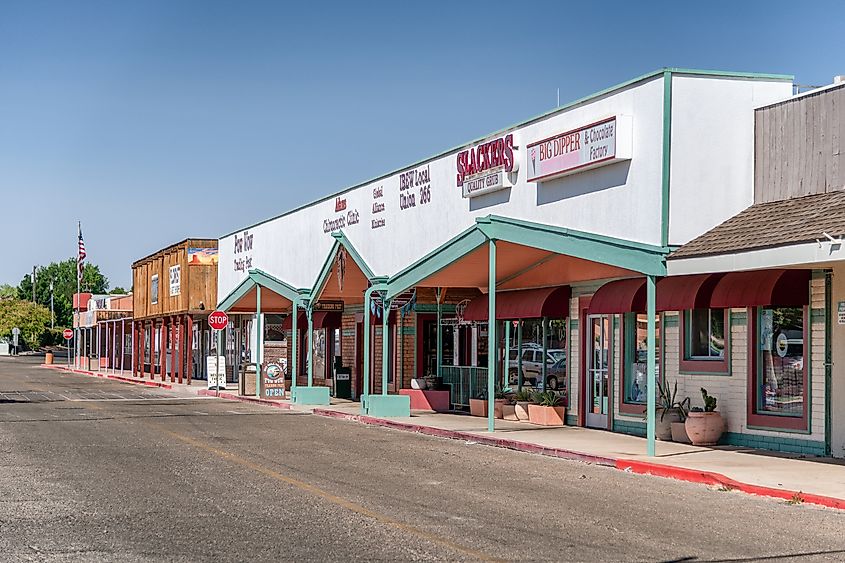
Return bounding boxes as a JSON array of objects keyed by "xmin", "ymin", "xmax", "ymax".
[
  {"xmin": 62, "ymin": 329, "xmax": 74, "ymax": 340},
  {"xmin": 208, "ymin": 311, "xmax": 229, "ymax": 331}
]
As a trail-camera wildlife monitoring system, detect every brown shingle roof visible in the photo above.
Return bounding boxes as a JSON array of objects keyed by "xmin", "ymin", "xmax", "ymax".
[{"xmin": 669, "ymin": 190, "xmax": 845, "ymax": 260}]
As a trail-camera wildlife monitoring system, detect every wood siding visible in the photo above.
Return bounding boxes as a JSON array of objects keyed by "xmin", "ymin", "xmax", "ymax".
[
  {"xmin": 755, "ymin": 83, "xmax": 845, "ymax": 204},
  {"xmin": 132, "ymin": 239, "xmax": 218, "ymax": 320}
]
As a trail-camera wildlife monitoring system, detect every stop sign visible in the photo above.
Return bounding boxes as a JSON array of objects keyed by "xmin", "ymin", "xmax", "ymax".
[
  {"xmin": 208, "ymin": 311, "xmax": 229, "ymax": 331},
  {"xmin": 62, "ymin": 329, "xmax": 74, "ymax": 340}
]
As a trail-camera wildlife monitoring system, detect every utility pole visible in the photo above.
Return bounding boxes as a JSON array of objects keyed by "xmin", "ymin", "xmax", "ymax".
[
  {"xmin": 50, "ymin": 280, "xmax": 55, "ymax": 329},
  {"xmin": 32, "ymin": 266, "xmax": 37, "ymax": 303}
]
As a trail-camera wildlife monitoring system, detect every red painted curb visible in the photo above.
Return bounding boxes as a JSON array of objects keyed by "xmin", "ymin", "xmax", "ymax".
[
  {"xmin": 39, "ymin": 364, "xmax": 173, "ymax": 390},
  {"xmin": 615, "ymin": 459, "xmax": 845, "ymax": 510},
  {"xmin": 196, "ymin": 389, "xmax": 293, "ymax": 410},
  {"xmin": 311, "ymin": 408, "xmax": 617, "ymax": 466}
]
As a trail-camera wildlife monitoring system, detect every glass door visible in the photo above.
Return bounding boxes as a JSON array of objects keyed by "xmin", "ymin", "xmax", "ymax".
[{"xmin": 586, "ymin": 315, "xmax": 610, "ymax": 429}]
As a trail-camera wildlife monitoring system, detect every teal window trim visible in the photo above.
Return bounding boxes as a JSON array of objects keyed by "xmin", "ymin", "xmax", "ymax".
[{"xmin": 679, "ymin": 308, "xmax": 731, "ymax": 376}]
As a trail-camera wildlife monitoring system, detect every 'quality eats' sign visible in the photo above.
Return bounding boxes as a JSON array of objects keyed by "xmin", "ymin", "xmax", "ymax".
[{"xmin": 456, "ymin": 134, "xmax": 519, "ymax": 198}]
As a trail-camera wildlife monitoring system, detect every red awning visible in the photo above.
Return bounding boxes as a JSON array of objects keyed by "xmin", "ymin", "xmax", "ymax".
[
  {"xmin": 588, "ymin": 278, "xmax": 646, "ymax": 314},
  {"xmin": 463, "ymin": 286, "xmax": 571, "ymax": 321},
  {"xmin": 710, "ymin": 269, "xmax": 810, "ymax": 308},
  {"xmin": 281, "ymin": 311, "xmax": 342, "ymax": 330},
  {"xmin": 656, "ymin": 273, "xmax": 723, "ymax": 312}
]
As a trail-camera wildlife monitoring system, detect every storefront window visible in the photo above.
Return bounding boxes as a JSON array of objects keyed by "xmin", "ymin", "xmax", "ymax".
[
  {"xmin": 264, "ymin": 314, "xmax": 286, "ymax": 342},
  {"xmin": 507, "ymin": 319, "xmax": 567, "ymax": 393},
  {"xmin": 680, "ymin": 309, "xmax": 729, "ymax": 374},
  {"xmin": 312, "ymin": 328, "xmax": 326, "ymax": 380},
  {"xmin": 757, "ymin": 307, "xmax": 804, "ymax": 417},
  {"xmin": 623, "ymin": 313, "xmax": 660, "ymax": 407}
]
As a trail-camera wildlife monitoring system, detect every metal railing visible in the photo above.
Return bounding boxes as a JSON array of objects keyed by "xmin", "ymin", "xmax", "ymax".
[{"xmin": 440, "ymin": 365, "xmax": 488, "ymax": 409}]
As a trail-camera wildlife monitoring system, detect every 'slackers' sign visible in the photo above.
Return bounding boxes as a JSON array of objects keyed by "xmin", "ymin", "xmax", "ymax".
[{"xmin": 456, "ymin": 134, "xmax": 518, "ymax": 198}]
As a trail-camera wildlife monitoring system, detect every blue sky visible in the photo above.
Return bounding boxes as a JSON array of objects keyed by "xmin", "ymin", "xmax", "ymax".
[{"xmin": 1, "ymin": 0, "xmax": 842, "ymax": 289}]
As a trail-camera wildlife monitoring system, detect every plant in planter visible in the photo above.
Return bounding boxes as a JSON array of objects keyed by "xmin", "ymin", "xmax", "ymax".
[
  {"xmin": 493, "ymin": 387, "xmax": 509, "ymax": 420},
  {"xmin": 513, "ymin": 388, "xmax": 532, "ymax": 421},
  {"xmin": 656, "ymin": 379, "xmax": 690, "ymax": 441},
  {"xmin": 670, "ymin": 405, "xmax": 692, "ymax": 444},
  {"xmin": 527, "ymin": 390, "xmax": 566, "ymax": 426},
  {"xmin": 684, "ymin": 388, "xmax": 724, "ymax": 446}
]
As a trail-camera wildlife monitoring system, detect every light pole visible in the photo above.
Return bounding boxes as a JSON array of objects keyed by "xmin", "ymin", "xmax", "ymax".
[{"xmin": 50, "ymin": 280, "xmax": 55, "ymax": 329}]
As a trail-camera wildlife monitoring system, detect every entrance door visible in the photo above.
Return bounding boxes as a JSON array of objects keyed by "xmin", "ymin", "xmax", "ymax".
[{"xmin": 586, "ymin": 315, "xmax": 610, "ymax": 429}]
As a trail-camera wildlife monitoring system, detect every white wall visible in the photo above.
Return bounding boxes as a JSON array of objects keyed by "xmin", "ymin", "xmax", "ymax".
[{"xmin": 668, "ymin": 76, "xmax": 792, "ymax": 246}]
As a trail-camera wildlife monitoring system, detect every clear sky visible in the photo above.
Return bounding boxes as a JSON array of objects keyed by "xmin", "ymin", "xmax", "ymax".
[{"xmin": 1, "ymin": 0, "xmax": 843, "ymax": 289}]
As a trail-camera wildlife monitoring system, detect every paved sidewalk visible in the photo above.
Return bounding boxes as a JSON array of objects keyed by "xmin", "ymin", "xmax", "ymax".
[{"xmin": 39, "ymin": 364, "xmax": 845, "ymax": 509}]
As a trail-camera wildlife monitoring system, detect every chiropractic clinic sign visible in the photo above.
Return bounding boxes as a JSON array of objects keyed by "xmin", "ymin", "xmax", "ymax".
[
  {"xmin": 456, "ymin": 134, "xmax": 519, "ymax": 198},
  {"xmin": 526, "ymin": 116, "xmax": 632, "ymax": 182}
]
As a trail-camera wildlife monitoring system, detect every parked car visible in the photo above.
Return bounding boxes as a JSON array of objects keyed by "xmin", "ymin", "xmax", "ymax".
[{"xmin": 508, "ymin": 346, "xmax": 566, "ymax": 390}]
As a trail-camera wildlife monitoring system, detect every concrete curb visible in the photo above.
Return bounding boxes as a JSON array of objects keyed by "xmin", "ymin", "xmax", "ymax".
[
  {"xmin": 39, "ymin": 364, "xmax": 173, "ymax": 390},
  {"xmin": 195, "ymin": 389, "xmax": 293, "ymax": 410}
]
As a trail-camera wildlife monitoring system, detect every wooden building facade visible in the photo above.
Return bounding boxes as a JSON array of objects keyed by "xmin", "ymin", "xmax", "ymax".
[{"xmin": 131, "ymin": 239, "xmax": 218, "ymax": 383}]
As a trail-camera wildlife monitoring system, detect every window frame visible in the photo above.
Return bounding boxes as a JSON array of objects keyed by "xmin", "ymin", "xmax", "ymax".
[
  {"xmin": 747, "ymin": 306, "xmax": 810, "ymax": 432},
  {"xmin": 679, "ymin": 308, "xmax": 730, "ymax": 375},
  {"xmin": 150, "ymin": 274, "xmax": 159, "ymax": 305},
  {"xmin": 620, "ymin": 312, "xmax": 663, "ymax": 415}
]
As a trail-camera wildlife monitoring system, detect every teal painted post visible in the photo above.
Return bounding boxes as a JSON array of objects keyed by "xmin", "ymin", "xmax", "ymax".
[
  {"xmin": 307, "ymin": 306, "xmax": 314, "ymax": 387},
  {"xmin": 436, "ymin": 288, "xmax": 442, "ymax": 378},
  {"xmin": 487, "ymin": 239, "xmax": 497, "ymax": 433},
  {"xmin": 517, "ymin": 321, "xmax": 523, "ymax": 391},
  {"xmin": 504, "ymin": 320, "xmax": 510, "ymax": 390},
  {"xmin": 382, "ymin": 296, "xmax": 391, "ymax": 396},
  {"xmin": 363, "ymin": 286, "xmax": 373, "ymax": 402},
  {"xmin": 216, "ymin": 328, "xmax": 223, "ymax": 397},
  {"xmin": 646, "ymin": 275, "xmax": 657, "ymax": 457},
  {"xmin": 255, "ymin": 285, "xmax": 262, "ymax": 398},
  {"xmin": 541, "ymin": 316, "xmax": 548, "ymax": 392},
  {"xmin": 291, "ymin": 301, "xmax": 298, "ymax": 394}
]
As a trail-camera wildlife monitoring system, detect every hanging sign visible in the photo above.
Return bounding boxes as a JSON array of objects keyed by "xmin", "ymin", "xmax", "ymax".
[
  {"xmin": 314, "ymin": 301, "xmax": 344, "ymax": 312},
  {"xmin": 838, "ymin": 301, "xmax": 845, "ymax": 325},
  {"xmin": 526, "ymin": 116, "xmax": 632, "ymax": 182}
]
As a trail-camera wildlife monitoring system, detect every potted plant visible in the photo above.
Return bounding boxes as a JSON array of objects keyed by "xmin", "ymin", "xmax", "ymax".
[
  {"xmin": 493, "ymin": 387, "xmax": 509, "ymax": 419},
  {"xmin": 670, "ymin": 408, "xmax": 692, "ymax": 444},
  {"xmin": 527, "ymin": 390, "xmax": 566, "ymax": 426},
  {"xmin": 513, "ymin": 388, "xmax": 532, "ymax": 421},
  {"xmin": 684, "ymin": 388, "xmax": 724, "ymax": 446},
  {"xmin": 656, "ymin": 379, "xmax": 689, "ymax": 441},
  {"xmin": 469, "ymin": 391, "xmax": 486, "ymax": 417}
]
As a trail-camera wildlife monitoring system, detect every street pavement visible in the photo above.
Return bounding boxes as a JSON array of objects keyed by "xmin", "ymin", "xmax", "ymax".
[{"xmin": 1, "ymin": 356, "xmax": 844, "ymax": 562}]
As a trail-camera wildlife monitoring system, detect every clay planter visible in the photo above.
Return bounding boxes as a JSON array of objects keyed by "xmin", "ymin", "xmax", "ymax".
[
  {"xmin": 501, "ymin": 404, "xmax": 518, "ymax": 421},
  {"xmin": 515, "ymin": 401, "xmax": 531, "ymax": 421},
  {"xmin": 684, "ymin": 411, "xmax": 724, "ymax": 446},
  {"xmin": 527, "ymin": 404, "xmax": 566, "ymax": 426},
  {"xmin": 671, "ymin": 421, "xmax": 692, "ymax": 444},
  {"xmin": 469, "ymin": 399, "xmax": 486, "ymax": 417},
  {"xmin": 656, "ymin": 408, "xmax": 682, "ymax": 441},
  {"xmin": 44, "ymin": 352, "xmax": 54, "ymax": 365},
  {"xmin": 493, "ymin": 398, "xmax": 507, "ymax": 419}
]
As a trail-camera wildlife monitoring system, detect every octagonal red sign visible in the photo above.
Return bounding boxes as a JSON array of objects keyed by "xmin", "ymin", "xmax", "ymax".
[{"xmin": 208, "ymin": 311, "xmax": 229, "ymax": 331}]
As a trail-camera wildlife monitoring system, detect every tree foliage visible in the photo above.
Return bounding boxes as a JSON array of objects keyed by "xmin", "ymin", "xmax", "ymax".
[
  {"xmin": 16, "ymin": 259, "xmax": 109, "ymax": 328},
  {"xmin": 0, "ymin": 299, "xmax": 52, "ymax": 348},
  {"xmin": 0, "ymin": 283, "xmax": 16, "ymax": 300}
]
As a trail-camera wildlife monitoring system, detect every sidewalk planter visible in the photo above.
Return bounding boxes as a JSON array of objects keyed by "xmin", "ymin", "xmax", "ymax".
[
  {"xmin": 515, "ymin": 401, "xmax": 530, "ymax": 421},
  {"xmin": 502, "ymin": 404, "xmax": 518, "ymax": 421},
  {"xmin": 656, "ymin": 408, "xmax": 682, "ymax": 441},
  {"xmin": 493, "ymin": 398, "xmax": 507, "ymax": 419},
  {"xmin": 685, "ymin": 412, "xmax": 724, "ymax": 446},
  {"xmin": 527, "ymin": 404, "xmax": 566, "ymax": 426},
  {"xmin": 671, "ymin": 421, "xmax": 692, "ymax": 444},
  {"xmin": 45, "ymin": 352, "xmax": 54, "ymax": 365},
  {"xmin": 469, "ymin": 398, "xmax": 486, "ymax": 417}
]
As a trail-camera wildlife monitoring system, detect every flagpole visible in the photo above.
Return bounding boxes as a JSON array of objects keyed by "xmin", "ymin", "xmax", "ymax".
[{"xmin": 75, "ymin": 221, "xmax": 81, "ymax": 369}]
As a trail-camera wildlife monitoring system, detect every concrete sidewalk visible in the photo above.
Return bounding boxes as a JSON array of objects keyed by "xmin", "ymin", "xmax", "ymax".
[{"xmin": 40, "ymin": 364, "xmax": 845, "ymax": 509}]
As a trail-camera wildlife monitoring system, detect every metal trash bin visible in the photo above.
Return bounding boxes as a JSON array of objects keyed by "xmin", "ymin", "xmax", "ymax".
[{"xmin": 335, "ymin": 367, "xmax": 352, "ymax": 399}]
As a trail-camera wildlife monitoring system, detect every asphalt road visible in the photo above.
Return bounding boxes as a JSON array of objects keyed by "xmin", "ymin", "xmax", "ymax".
[{"xmin": 1, "ymin": 357, "xmax": 844, "ymax": 562}]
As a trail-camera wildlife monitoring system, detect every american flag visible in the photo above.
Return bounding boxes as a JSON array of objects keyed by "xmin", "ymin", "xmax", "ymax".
[{"xmin": 77, "ymin": 222, "xmax": 86, "ymax": 282}]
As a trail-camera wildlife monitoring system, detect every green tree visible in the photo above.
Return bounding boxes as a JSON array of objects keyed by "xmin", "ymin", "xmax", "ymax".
[
  {"xmin": 109, "ymin": 286, "xmax": 127, "ymax": 295},
  {"xmin": 17, "ymin": 259, "xmax": 109, "ymax": 328},
  {"xmin": 0, "ymin": 299, "xmax": 51, "ymax": 348},
  {"xmin": 0, "ymin": 283, "xmax": 16, "ymax": 300}
]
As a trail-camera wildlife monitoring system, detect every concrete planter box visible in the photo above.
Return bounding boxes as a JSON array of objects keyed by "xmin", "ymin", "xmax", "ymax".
[
  {"xmin": 528, "ymin": 404, "xmax": 565, "ymax": 426},
  {"xmin": 469, "ymin": 398, "xmax": 486, "ymax": 417}
]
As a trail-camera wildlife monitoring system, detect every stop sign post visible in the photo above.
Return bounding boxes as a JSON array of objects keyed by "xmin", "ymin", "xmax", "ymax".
[{"xmin": 209, "ymin": 311, "xmax": 229, "ymax": 393}]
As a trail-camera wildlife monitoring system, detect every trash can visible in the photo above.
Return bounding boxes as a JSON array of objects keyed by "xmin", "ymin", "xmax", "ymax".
[{"xmin": 335, "ymin": 367, "xmax": 352, "ymax": 399}]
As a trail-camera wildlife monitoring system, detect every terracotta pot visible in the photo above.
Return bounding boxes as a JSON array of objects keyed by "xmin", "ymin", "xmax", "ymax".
[
  {"xmin": 671, "ymin": 421, "xmax": 692, "ymax": 444},
  {"xmin": 493, "ymin": 398, "xmax": 507, "ymax": 419},
  {"xmin": 469, "ymin": 399, "xmax": 487, "ymax": 417},
  {"xmin": 528, "ymin": 404, "xmax": 565, "ymax": 426},
  {"xmin": 656, "ymin": 408, "xmax": 682, "ymax": 441},
  {"xmin": 515, "ymin": 401, "xmax": 531, "ymax": 421},
  {"xmin": 45, "ymin": 352, "xmax": 54, "ymax": 365},
  {"xmin": 684, "ymin": 411, "xmax": 724, "ymax": 446},
  {"xmin": 501, "ymin": 404, "xmax": 518, "ymax": 421}
]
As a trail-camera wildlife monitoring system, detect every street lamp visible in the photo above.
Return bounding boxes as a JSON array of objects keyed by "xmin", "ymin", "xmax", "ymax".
[{"xmin": 50, "ymin": 280, "xmax": 55, "ymax": 329}]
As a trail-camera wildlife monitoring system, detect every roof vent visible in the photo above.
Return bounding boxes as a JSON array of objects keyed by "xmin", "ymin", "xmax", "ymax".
[{"xmin": 835, "ymin": 75, "xmax": 845, "ymax": 85}]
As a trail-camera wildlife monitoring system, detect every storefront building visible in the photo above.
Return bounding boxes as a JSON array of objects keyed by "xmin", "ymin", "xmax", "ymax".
[
  {"xmin": 215, "ymin": 68, "xmax": 795, "ymax": 454},
  {"xmin": 667, "ymin": 77, "xmax": 845, "ymax": 457},
  {"xmin": 131, "ymin": 239, "xmax": 219, "ymax": 384},
  {"xmin": 73, "ymin": 292, "xmax": 133, "ymax": 372}
]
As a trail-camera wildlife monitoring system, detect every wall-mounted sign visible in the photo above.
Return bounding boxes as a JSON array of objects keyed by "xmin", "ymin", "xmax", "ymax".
[
  {"xmin": 457, "ymin": 134, "xmax": 518, "ymax": 198},
  {"xmin": 323, "ymin": 197, "xmax": 360, "ymax": 234},
  {"xmin": 169, "ymin": 265, "xmax": 181, "ymax": 296},
  {"xmin": 233, "ymin": 229, "xmax": 254, "ymax": 272},
  {"xmin": 314, "ymin": 300, "xmax": 344, "ymax": 312},
  {"xmin": 188, "ymin": 247, "xmax": 218, "ymax": 266},
  {"xmin": 526, "ymin": 116, "xmax": 632, "ymax": 182},
  {"xmin": 150, "ymin": 274, "xmax": 159, "ymax": 304},
  {"xmin": 399, "ymin": 165, "xmax": 432, "ymax": 210},
  {"xmin": 260, "ymin": 362, "xmax": 286, "ymax": 398},
  {"xmin": 838, "ymin": 301, "xmax": 845, "ymax": 325}
]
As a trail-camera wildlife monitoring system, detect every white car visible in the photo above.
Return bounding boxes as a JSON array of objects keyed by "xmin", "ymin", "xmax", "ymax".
[{"xmin": 508, "ymin": 347, "xmax": 566, "ymax": 390}]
